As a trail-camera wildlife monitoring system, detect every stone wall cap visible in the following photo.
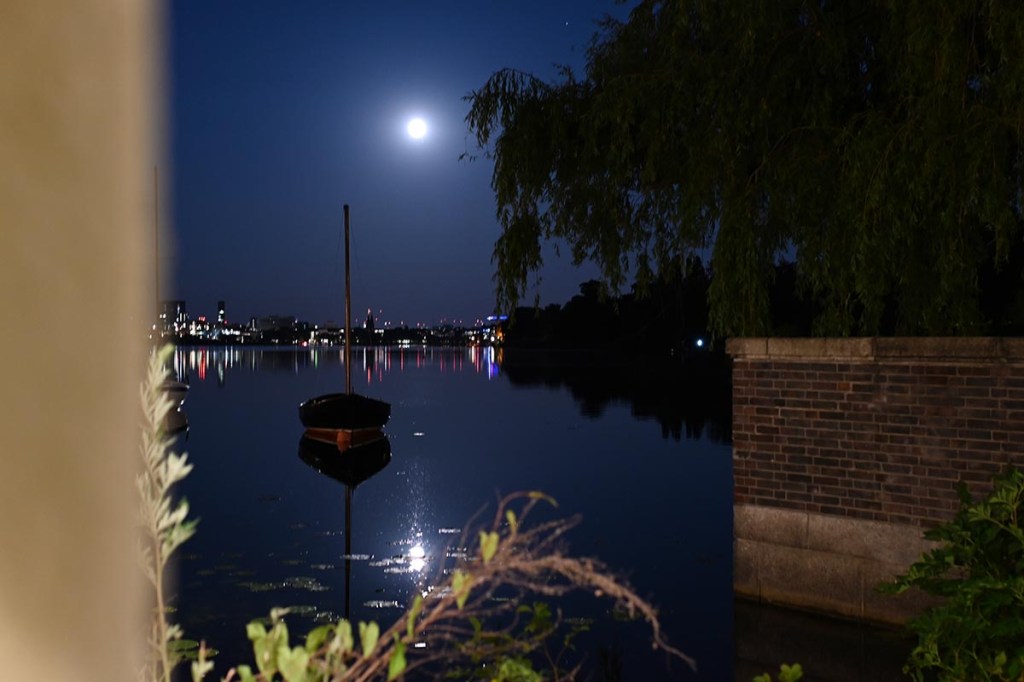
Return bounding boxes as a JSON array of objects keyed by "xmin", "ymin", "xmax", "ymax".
[
  {"xmin": 725, "ymin": 338, "xmax": 767, "ymax": 357},
  {"xmin": 727, "ymin": 337, "xmax": 1024, "ymax": 362}
]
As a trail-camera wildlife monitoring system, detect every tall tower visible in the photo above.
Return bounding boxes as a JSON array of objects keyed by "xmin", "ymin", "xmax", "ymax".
[
  {"xmin": 217, "ymin": 300, "xmax": 226, "ymax": 324},
  {"xmin": 365, "ymin": 308, "xmax": 375, "ymax": 334}
]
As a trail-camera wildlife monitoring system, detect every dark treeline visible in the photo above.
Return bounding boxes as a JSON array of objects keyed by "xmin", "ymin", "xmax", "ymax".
[
  {"xmin": 505, "ymin": 251, "xmax": 1024, "ymax": 350},
  {"xmin": 503, "ymin": 259, "xmax": 713, "ymax": 352}
]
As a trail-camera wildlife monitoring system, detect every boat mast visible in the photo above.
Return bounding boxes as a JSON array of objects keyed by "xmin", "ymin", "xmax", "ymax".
[
  {"xmin": 344, "ymin": 484, "xmax": 352, "ymax": 619},
  {"xmin": 344, "ymin": 204, "xmax": 352, "ymax": 395}
]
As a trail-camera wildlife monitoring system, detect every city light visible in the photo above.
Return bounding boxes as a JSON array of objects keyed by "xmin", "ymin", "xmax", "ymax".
[{"xmin": 153, "ymin": 300, "xmax": 512, "ymax": 349}]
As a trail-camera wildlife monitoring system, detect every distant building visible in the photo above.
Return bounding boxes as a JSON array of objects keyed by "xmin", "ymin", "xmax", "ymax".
[
  {"xmin": 254, "ymin": 315, "xmax": 297, "ymax": 332},
  {"xmin": 159, "ymin": 300, "xmax": 187, "ymax": 334},
  {"xmin": 365, "ymin": 308, "xmax": 375, "ymax": 334},
  {"xmin": 217, "ymin": 300, "xmax": 226, "ymax": 324}
]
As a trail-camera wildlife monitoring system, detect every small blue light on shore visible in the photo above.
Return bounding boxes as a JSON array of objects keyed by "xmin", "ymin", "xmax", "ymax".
[{"xmin": 696, "ymin": 338, "xmax": 705, "ymax": 348}]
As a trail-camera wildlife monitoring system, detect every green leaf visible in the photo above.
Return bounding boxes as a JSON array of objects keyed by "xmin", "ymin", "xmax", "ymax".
[
  {"xmin": 272, "ymin": 620, "xmax": 290, "ymax": 650},
  {"xmin": 252, "ymin": 620, "xmax": 288, "ymax": 677},
  {"xmin": 167, "ymin": 639, "xmax": 200, "ymax": 655},
  {"xmin": 452, "ymin": 569, "xmax": 472, "ymax": 610},
  {"xmin": 492, "ymin": 657, "xmax": 542, "ymax": 681},
  {"xmin": 278, "ymin": 645, "xmax": 311, "ymax": 682},
  {"xmin": 388, "ymin": 638, "xmax": 407, "ymax": 680},
  {"xmin": 246, "ymin": 622, "xmax": 267, "ymax": 642},
  {"xmin": 235, "ymin": 665, "xmax": 257, "ymax": 682},
  {"xmin": 779, "ymin": 663, "xmax": 804, "ymax": 682},
  {"xmin": 480, "ymin": 531, "xmax": 499, "ymax": 563},
  {"xmin": 359, "ymin": 621, "xmax": 380, "ymax": 658},
  {"xmin": 334, "ymin": 619, "xmax": 354, "ymax": 654},
  {"xmin": 524, "ymin": 602, "xmax": 553, "ymax": 635},
  {"xmin": 252, "ymin": 634, "xmax": 277, "ymax": 677},
  {"xmin": 305, "ymin": 624, "xmax": 331, "ymax": 653},
  {"xmin": 527, "ymin": 491, "xmax": 558, "ymax": 507},
  {"xmin": 506, "ymin": 510, "xmax": 518, "ymax": 532},
  {"xmin": 407, "ymin": 594, "xmax": 423, "ymax": 639}
]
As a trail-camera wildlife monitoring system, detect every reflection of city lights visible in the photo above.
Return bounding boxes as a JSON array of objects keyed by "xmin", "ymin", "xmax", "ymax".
[{"xmin": 170, "ymin": 346, "xmax": 504, "ymax": 389}]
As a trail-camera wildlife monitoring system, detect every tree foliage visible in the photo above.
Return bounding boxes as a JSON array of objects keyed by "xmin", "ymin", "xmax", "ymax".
[{"xmin": 466, "ymin": 0, "xmax": 1024, "ymax": 336}]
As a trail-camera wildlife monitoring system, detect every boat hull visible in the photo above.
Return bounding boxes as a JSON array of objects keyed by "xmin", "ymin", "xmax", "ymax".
[
  {"xmin": 303, "ymin": 426, "xmax": 386, "ymax": 450},
  {"xmin": 298, "ymin": 392, "xmax": 391, "ymax": 430},
  {"xmin": 161, "ymin": 379, "xmax": 189, "ymax": 407}
]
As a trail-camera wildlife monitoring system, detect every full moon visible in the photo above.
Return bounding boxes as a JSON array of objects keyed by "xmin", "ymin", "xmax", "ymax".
[{"xmin": 406, "ymin": 117, "xmax": 427, "ymax": 139}]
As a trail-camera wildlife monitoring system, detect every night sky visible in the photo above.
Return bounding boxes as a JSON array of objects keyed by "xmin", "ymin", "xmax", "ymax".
[{"xmin": 167, "ymin": 1, "xmax": 635, "ymax": 328}]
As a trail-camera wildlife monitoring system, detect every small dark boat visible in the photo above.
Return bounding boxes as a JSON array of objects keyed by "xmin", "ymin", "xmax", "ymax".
[
  {"xmin": 161, "ymin": 379, "xmax": 189, "ymax": 408},
  {"xmin": 299, "ymin": 392, "xmax": 390, "ymax": 431},
  {"xmin": 299, "ymin": 204, "xmax": 391, "ymax": 432}
]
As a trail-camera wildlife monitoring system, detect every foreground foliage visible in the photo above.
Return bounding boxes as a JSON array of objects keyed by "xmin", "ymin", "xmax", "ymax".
[
  {"xmin": 882, "ymin": 468, "xmax": 1024, "ymax": 681},
  {"xmin": 223, "ymin": 492, "xmax": 695, "ymax": 681},
  {"xmin": 466, "ymin": 1, "xmax": 1024, "ymax": 336},
  {"xmin": 753, "ymin": 663, "xmax": 803, "ymax": 682},
  {"xmin": 139, "ymin": 346, "xmax": 205, "ymax": 682}
]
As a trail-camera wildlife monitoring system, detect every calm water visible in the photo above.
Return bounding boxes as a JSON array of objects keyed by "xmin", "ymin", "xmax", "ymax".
[{"xmin": 170, "ymin": 345, "xmax": 732, "ymax": 679}]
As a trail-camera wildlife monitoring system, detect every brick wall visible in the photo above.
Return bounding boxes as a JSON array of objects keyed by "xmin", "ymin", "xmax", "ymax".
[{"xmin": 728, "ymin": 338, "xmax": 1024, "ymax": 528}]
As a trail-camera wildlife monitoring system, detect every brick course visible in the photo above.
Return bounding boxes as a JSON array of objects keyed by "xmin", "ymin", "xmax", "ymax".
[{"xmin": 728, "ymin": 338, "xmax": 1024, "ymax": 528}]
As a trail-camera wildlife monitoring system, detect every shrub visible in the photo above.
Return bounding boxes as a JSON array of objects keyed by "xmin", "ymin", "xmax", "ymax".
[{"xmin": 881, "ymin": 468, "xmax": 1024, "ymax": 681}]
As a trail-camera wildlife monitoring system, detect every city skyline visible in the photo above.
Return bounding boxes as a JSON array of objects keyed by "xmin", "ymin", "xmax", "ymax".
[
  {"xmin": 165, "ymin": 1, "xmax": 634, "ymax": 326},
  {"xmin": 160, "ymin": 296, "xmax": 498, "ymax": 330}
]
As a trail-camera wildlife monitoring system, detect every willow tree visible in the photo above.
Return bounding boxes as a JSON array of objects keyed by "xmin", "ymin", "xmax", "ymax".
[{"xmin": 465, "ymin": 1, "xmax": 1024, "ymax": 336}]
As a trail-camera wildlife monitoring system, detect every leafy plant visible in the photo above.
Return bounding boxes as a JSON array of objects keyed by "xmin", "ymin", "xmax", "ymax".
[
  {"xmin": 137, "ymin": 345, "xmax": 207, "ymax": 682},
  {"xmin": 881, "ymin": 468, "xmax": 1024, "ymax": 681}
]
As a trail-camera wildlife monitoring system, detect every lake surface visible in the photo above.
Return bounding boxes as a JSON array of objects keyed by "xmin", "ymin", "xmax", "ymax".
[{"xmin": 168, "ymin": 345, "xmax": 902, "ymax": 680}]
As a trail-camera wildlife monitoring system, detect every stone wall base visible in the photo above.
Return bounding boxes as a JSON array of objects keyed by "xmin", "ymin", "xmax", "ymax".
[{"xmin": 734, "ymin": 504, "xmax": 939, "ymax": 625}]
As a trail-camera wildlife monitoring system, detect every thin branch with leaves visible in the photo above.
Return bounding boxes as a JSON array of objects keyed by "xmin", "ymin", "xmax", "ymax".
[{"xmin": 137, "ymin": 345, "xmax": 203, "ymax": 682}]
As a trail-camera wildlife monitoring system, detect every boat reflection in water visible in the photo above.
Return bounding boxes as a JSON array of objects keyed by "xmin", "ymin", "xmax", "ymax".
[{"xmin": 298, "ymin": 429, "xmax": 391, "ymax": 619}]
